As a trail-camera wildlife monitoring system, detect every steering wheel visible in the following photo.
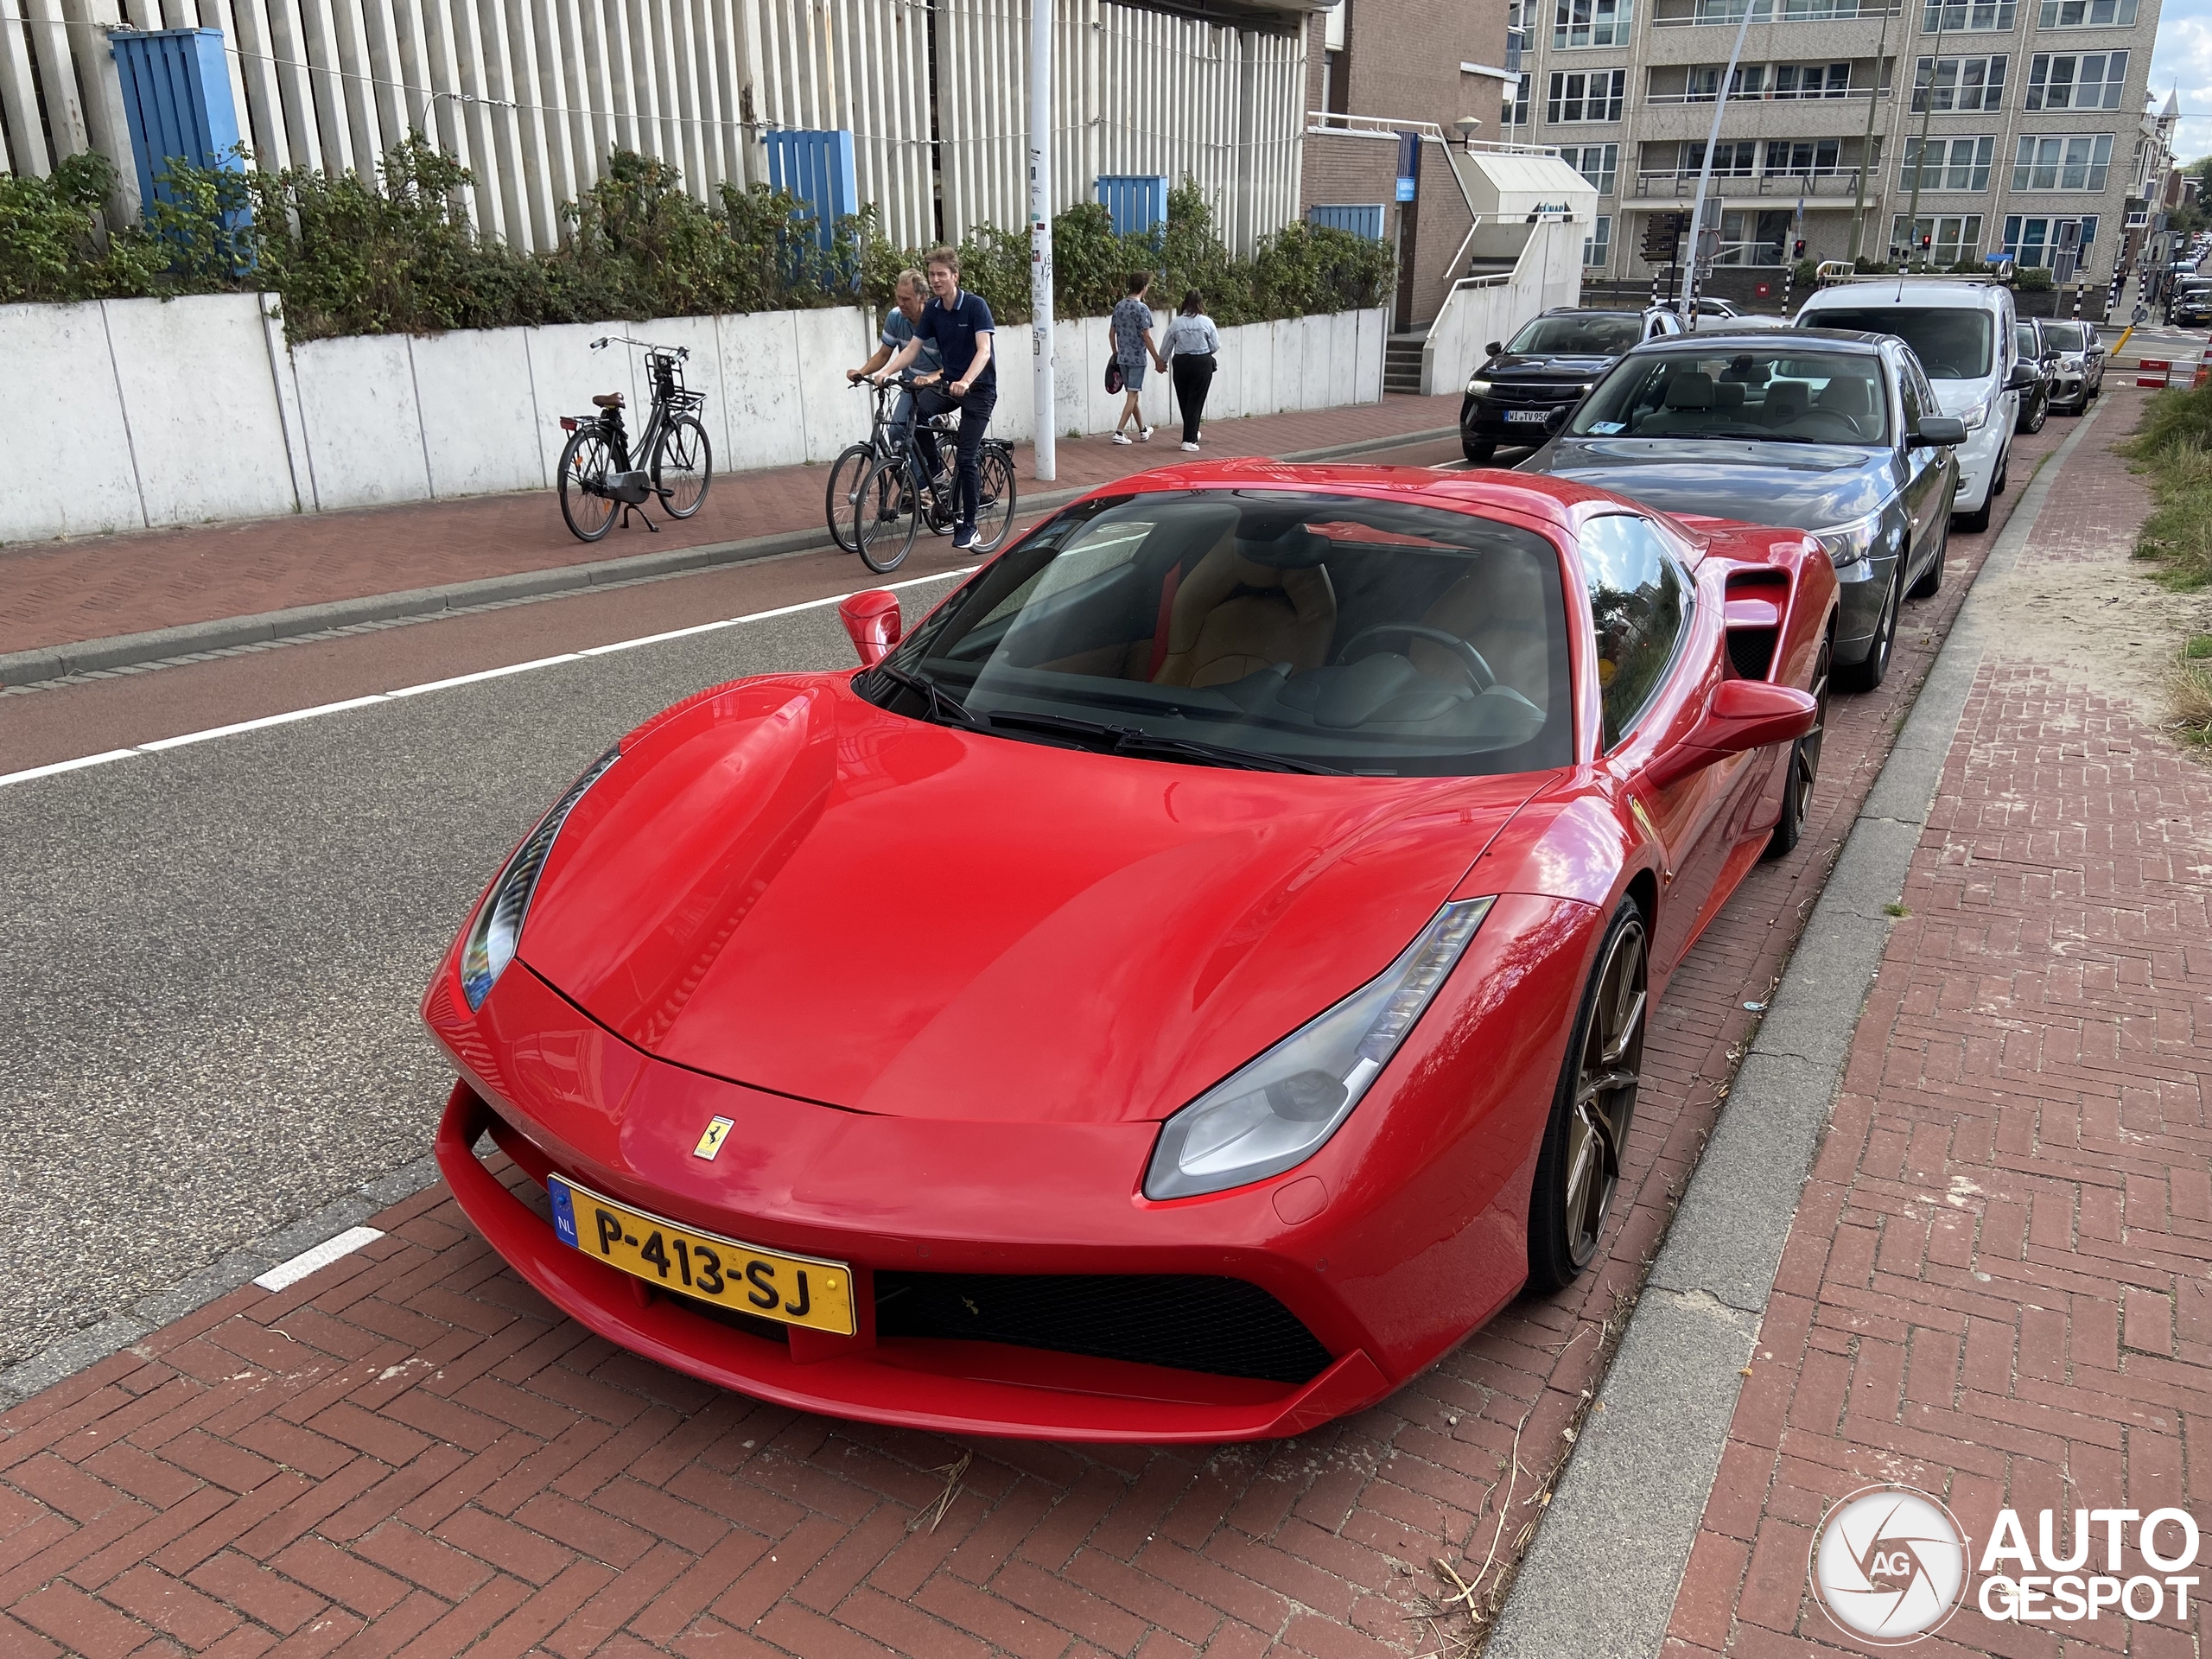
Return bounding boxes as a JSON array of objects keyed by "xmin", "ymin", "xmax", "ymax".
[
  {"xmin": 1334, "ymin": 625, "xmax": 1496, "ymax": 693},
  {"xmin": 1793, "ymin": 409, "xmax": 1869, "ymax": 440}
]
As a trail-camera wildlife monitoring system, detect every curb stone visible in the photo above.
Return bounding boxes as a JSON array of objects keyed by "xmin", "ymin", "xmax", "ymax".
[
  {"xmin": 1484, "ymin": 402, "xmax": 2107, "ymax": 1659},
  {"xmin": 0, "ymin": 425, "xmax": 1456, "ymax": 690}
]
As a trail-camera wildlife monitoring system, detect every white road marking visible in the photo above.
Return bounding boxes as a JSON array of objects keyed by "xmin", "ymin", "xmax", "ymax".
[
  {"xmin": 0, "ymin": 567, "xmax": 977, "ymax": 791},
  {"xmin": 252, "ymin": 1225, "xmax": 385, "ymax": 1291}
]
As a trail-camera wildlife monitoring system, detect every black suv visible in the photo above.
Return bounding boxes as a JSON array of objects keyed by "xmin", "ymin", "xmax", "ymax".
[{"xmin": 1459, "ymin": 307, "xmax": 1685, "ymax": 464}]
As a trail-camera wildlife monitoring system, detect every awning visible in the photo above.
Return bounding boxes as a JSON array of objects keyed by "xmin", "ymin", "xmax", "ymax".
[{"xmin": 1448, "ymin": 148, "xmax": 1600, "ymax": 223}]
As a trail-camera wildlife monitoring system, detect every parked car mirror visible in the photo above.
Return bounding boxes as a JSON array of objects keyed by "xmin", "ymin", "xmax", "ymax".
[
  {"xmin": 1911, "ymin": 415, "xmax": 1968, "ymax": 447},
  {"xmin": 1643, "ymin": 679, "xmax": 1820, "ymax": 791},
  {"xmin": 1485, "ymin": 340, "xmax": 1503, "ymax": 359},
  {"xmin": 2005, "ymin": 361, "xmax": 2039, "ymax": 391},
  {"xmin": 839, "ymin": 590, "xmax": 903, "ymax": 667}
]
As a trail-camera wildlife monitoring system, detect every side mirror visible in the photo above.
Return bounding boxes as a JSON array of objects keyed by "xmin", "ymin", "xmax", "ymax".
[
  {"xmin": 1644, "ymin": 678, "xmax": 1819, "ymax": 791},
  {"xmin": 1910, "ymin": 415, "xmax": 1967, "ymax": 448},
  {"xmin": 838, "ymin": 590, "xmax": 902, "ymax": 667},
  {"xmin": 2005, "ymin": 361, "xmax": 2039, "ymax": 391},
  {"xmin": 1485, "ymin": 340, "xmax": 1503, "ymax": 359}
]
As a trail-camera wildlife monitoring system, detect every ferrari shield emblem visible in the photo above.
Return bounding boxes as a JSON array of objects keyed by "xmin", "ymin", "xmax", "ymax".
[{"xmin": 692, "ymin": 1116, "xmax": 734, "ymax": 1160}]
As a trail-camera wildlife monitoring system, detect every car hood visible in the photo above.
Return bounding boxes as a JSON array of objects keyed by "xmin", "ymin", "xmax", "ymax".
[
  {"xmin": 1527, "ymin": 437, "xmax": 1894, "ymax": 528},
  {"xmin": 1485, "ymin": 352, "xmax": 1620, "ymax": 381},
  {"xmin": 515, "ymin": 676, "xmax": 1544, "ymax": 1124},
  {"xmin": 1927, "ymin": 380, "xmax": 2001, "ymax": 417}
]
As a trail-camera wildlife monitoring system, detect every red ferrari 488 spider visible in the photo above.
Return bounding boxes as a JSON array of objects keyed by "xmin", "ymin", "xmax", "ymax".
[{"xmin": 424, "ymin": 461, "xmax": 1834, "ymax": 1442}]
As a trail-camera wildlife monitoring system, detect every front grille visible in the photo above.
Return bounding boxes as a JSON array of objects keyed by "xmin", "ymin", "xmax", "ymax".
[
  {"xmin": 1487, "ymin": 381, "xmax": 1586, "ymax": 407},
  {"xmin": 874, "ymin": 1273, "xmax": 1333, "ymax": 1384}
]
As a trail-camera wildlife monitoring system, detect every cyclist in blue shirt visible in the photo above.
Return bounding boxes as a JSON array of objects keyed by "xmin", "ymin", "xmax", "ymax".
[
  {"xmin": 847, "ymin": 269, "xmax": 939, "ymax": 439},
  {"xmin": 875, "ymin": 247, "xmax": 997, "ymax": 551}
]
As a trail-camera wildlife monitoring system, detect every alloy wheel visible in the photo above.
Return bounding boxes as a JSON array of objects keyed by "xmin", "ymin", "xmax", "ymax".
[{"xmin": 1559, "ymin": 915, "xmax": 1647, "ymax": 1273}]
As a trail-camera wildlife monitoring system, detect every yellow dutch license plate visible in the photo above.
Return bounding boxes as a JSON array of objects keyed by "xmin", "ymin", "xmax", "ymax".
[{"xmin": 548, "ymin": 1175, "xmax": 855, "ymax": 1335}]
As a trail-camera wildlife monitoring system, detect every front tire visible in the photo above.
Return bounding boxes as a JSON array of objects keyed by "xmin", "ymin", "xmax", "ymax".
[
  {"xmin": 2019, "ymin": 389, "xmax": 2047, "ymax": 435},
  {"xmin": 1907, "ymin": 518, "xmax": 1948, "ymax": 600},
  {"xmin": 1765, "ymin": 630, "xmax": 1831, "ymax": 860},
  {"xmin": 825, "ymin": 443, "xmax": 874, "ymax": 553},
  {"xmin": 1834, "ymin": 563, "xmax": 1904, "ymax": 693},
  {"xmin": 652, "ymin": 416, "xmax": 712, "ymax": 518},
  {"xmin": 852, "ymin": 455, "xmax": 920, "ymax": 575},
  {"xmin": 1463, "ymin": 438, "xmax": 1496, "ymax": 465},
  {"xmin": 557, "ymin": 429, "xmax": 618, "ymax": 543},
  {"xmin": 972, "ymin": 446, "xmax": 1018, "ymax": 552},
  {"xmin": 1529, "ymin": 901, "xmax": 1649, "ymax": 1293}
]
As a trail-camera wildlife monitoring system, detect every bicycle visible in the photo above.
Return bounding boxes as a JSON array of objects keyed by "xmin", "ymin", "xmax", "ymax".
[
  {"xmin": 823, "ymin": 378, "xmax": 910, "ymax": 554},
  {"xmin": 556, "ymin": 336, "xmax": 713, "ymax": 543},
  {"xmin": 847, "ymin": 375, "xmax": 1016, "ymax": 574}
]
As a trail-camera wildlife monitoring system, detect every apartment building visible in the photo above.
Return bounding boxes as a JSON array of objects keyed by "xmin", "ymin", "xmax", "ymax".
[{"xmin": 1502, "ymin": 0, "xmax": 2165, "ymax": 300}]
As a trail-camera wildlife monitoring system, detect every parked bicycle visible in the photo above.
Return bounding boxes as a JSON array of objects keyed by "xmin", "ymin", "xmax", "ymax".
[
  {"xmin": 846, "ymin": 375, "xmax": 1016, "ymax": 574},
  {"xmin": 556, "ymin": 337, "xmax": 712, "ymax": 543}
]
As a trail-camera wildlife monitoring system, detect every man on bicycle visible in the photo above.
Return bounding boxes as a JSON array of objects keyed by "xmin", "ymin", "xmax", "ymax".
[
  {"xmin": 847, "ymin": 269, "xmax": 937, "ymax": 440},
  {"xmin": 875, "ymin": 247, "xmax": 996, "ymax": 551}
]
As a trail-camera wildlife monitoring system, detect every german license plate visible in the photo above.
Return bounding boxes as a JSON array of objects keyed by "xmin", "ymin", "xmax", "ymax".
[
  {"xmin": 1505, "ymin": 408, "xmax": 1552, "ymax": 424},
  {"xmin": 548, "ymin": 1176, "xmax": 855, "ymax": 1335}
]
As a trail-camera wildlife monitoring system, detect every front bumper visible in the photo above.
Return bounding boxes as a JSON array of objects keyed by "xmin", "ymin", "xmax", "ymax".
[
  {"xmin": 1949, "ymin": 412, "xmax": 2005, "ymax": 513},
  {"xmin": 1460, "ymin": 392, "xmax": 1578, "ymax": 445}
]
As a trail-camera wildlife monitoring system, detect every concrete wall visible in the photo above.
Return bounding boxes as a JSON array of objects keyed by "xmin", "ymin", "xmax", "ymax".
[
  {"xmin": 2, "ymin": 296, "xmax": 1386, "ymax": 547},
  {"xmin": 1421, "ymin": 220, "xmax": 1588, "ymax": 396}
]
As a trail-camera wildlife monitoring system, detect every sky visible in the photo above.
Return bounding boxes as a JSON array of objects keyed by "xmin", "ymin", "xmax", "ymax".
[{"xmin": 2153, "ymin": 0, "xmax": 2212, "ymax": 161}]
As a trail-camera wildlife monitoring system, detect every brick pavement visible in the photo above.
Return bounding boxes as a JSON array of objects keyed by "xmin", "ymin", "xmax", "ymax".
[
  {"xmin": 0, "ymin": 397, "xmax": 1458, "ymax": 661},
  {"xmin": 1662, "ymin": 394, "xmax": 2212, "ymax": 1656},
  {"xmin": 0, "ymin": 422, "xmax": 2067, "ymax": 1658}
]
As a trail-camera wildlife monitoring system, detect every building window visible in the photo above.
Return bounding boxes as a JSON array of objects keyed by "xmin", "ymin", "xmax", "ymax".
[
  {"xmin": 1585, "ymin": 215, "xmax": 1614, "ymax": 264},
  {"xmin": 2001, "ymin": 213, "xmax": 2100, "ymax": 268},
  {"xmin": 1910, "ymin": 56, "xmax": 2007, "ymax": 112},
  {"xmin": 2011, "ymin": 133, "xmax": 2113, "ymax": 191},
  {"xmin": 1672, "ymin": 139, "xmax": 1759, "ymax": 176},
  {"xmin": 1765, "ymin": 138, "xmax": 1843, "ymax": 175},
  {"xmin": 2037, "ymin": 0, "xmax": 2136, "ymax": 22},
  {"xmin": 1504, "ymin": 71, "xmax": 1533, "ymax": 124},
  {"xmin": 1772, "ymin": 62, "xmax": 1854, "ymax": 98},
  {"xmin": 2024, "ymin": 51, "xmax": 2128, "ymax": 110},
  {"xmin": 1900, "ymin": 136, "xmax": 1996, "ymax": 192},
  {"xmin": 1921, "ymin": 0, "xmax": 2016, "ymax": 28},
  {"xmin": 1889, "ymin": 213, "xmax": 1985, "ymax": 263},
  {"xmin": 1567, "ymin": 143, "xmax": 1620, "ymax": 194},
  {"xmin": 1554, "ymin": 0, "xmax": 1631, "ymax": 47},
  {"xmin": 1715, "ymin": 208, "xmax": 1793, "ymax": 264},
  {"xmin": 1548, "ymin": 69, "xmax": 1626, "ymax": 122}
]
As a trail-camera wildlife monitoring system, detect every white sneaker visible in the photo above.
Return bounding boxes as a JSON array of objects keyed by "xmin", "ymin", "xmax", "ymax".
[
  {"xmin": 1180, "ymin": 441, "xmax": 1199, "ymax": 452},
  {"xmin": 1112, "ymin": 432, "xmax": 1133, "ymax": 445},
  {"xmin": 1139, "ymin": 426, "xmax": 1154, "ymax": 442}
]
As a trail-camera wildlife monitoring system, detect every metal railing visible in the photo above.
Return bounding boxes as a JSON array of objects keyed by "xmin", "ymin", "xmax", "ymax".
[
  {"xmin": 1303, "ymin": 113, "xmax": 1562, "ymax": 157},
  {"xmin": 1642, "ymin": 87, "xmax": 1885, "ymax": 104},
  {"xmin": 1651, "ymin": 1, "xmax": 1899, "ymax": 21}
]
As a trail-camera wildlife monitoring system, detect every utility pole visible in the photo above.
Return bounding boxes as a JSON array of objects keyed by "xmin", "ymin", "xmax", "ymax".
[
  {"xmin": 1903, "ymin": 3, "xmax": 1948, "ymax": 269},
  {"xmin": 1845, "ymin": 0, "xmax": 1894, "ymax": 264},
  {"xmin": 1029, "ymin": 0, "xmax": 1056, "ymax": 482},
  {"xmin": 1680, "ymin": 0, "xmax": 1759, "ymax": 314}
]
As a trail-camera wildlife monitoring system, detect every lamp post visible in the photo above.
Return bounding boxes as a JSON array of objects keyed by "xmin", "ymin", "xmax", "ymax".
[
  {"xmin": 1029, "ymin": 0, "xmax": 1056, "ymax": 482},
  {"xmin": 1846, "ymin": 0, "xmax": 1895, "ymax": 263},
  {"xmin": 1681, "ymin": 0, "xmax": 1759, "ymax": 313},
  {"xmin": 1903, "ymin": 0, "xmax": 1948, "ymax": 269}
]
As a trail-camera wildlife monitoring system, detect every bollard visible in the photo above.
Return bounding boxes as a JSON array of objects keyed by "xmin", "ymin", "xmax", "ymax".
[
  {"xmin": 2071, "ymin": 282, "xmax": 2083, "ymax": 321},
  {"xmin": 1780, "ymin": 264, "xmax": 1794, "ymax": 320}
]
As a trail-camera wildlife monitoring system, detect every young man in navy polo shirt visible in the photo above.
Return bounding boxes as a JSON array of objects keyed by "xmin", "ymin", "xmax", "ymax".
[{"xmin": 875, "ymin": 247, "xmax": 996, "ymax": 550}]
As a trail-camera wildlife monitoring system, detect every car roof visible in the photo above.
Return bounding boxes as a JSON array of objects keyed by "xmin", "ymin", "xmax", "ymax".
[
  {"xmin": 1627, "ymin": 327, "xmax": 1886, "ymax": 353},
  {"xmin": 1801, "ymin": 279, "xmax": 2009, "ymax": 311},
  {"xmin": 1541, "ymin": 306, "xmax": 1649, "ymax": 319}
]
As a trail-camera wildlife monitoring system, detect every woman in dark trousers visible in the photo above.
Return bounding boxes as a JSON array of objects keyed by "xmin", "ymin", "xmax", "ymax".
[{"xmin": 1161, "ymin": 290, "xmax": 1222, "ymax": 451}]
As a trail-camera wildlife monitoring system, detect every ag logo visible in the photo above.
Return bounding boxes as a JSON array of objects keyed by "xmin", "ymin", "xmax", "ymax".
[{"xmin": 1809, "ymin": 1484, "xmax": 1969, "ymax": 1645}]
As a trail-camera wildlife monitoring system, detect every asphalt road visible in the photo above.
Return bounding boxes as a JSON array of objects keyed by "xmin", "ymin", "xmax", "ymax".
[{"xmin": 0, "ymin": 429, "xmax": 1468, "ymax": 1374}]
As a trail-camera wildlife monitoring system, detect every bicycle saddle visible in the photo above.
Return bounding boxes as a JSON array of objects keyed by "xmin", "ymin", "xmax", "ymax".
[{"xmin": 591, "ymin": 392, "xmax": 625, "ymax": 409}]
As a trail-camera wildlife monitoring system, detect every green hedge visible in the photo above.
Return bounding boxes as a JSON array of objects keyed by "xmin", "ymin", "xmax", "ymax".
[{"xmin": 0, "ymin": 137, "xmax": 1393, "ymax": 341}]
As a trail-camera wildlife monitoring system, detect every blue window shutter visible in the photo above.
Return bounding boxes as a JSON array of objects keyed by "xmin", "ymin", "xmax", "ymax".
[
  {"xmin": 1308, "ymin": 204, "xmax": 1388, "ymax": 240},
  {"xmin": 109, "ymin": 29, "xmax": 245, "ymax": 218},
  {"xmin": 1094, "ymin": 175, "xmax": 1169, "ymax": 238},
  {"xmin": 765, "ymin": 129, "xmax": 858, "ymax": 253}
]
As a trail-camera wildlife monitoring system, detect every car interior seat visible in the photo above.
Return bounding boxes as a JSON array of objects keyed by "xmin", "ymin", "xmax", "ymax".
[
  {"xmin": 1150, "ymin": 527, "xmax": 1338, "ymax": 688},
  {"xmin": 1637, "ymin": 370, "xmax": 1717, "ymax": 435},
  {"xmin": 1406, "ymin": 547, "xmax": 1555, "ymax": 713},
  {"xmin": 1815, "ymin": 375, "xmax": 1877, "ymax": 432},
  {"xmin": 1764, "ymin": 379, "xmax": 1811, "ymax": 426}
]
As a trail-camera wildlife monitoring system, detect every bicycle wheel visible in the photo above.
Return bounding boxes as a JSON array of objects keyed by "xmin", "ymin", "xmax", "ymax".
[
  {"xmin": 558, "ymin": 428, "xmax": 618, "ymax": 543},
  {"xmin": 652, "ymin": 415, "xmax": 711, "ymax": 518},
  {"xmin": 824, "ymin": 443, "xmax": 874, "ymax": 553},
  {"xmin": 852, "ymin": 455, "xmax": 920, "ymax": 575},
  {"xmin": 972, "ymin": 446, "xmax": 1018, "ymax": 553}
]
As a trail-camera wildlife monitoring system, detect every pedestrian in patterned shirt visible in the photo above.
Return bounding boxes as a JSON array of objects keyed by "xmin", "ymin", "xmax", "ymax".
[{"xmin": 1110, "ymin": 272, "xmax": 1166, "ymax": 444}]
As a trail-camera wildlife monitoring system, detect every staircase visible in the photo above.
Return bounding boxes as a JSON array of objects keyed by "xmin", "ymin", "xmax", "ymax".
[{"xmin": 1384, "ymin": 331, "xmax": 1427, "ymax": 396}]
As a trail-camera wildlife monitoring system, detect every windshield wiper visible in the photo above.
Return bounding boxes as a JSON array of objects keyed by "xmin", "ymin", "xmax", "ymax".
[
  {"xmin": 871, "ymin": 662, "xmax": 982, "ymax": 727},
  {"xmin": 978, "ymin": 708, "xmax": 1346, "ymax": 774}
]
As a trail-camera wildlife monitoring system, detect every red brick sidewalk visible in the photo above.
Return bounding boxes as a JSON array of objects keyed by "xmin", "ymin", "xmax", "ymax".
[
  {"xmin": 0, "ymin": 423, "xmax": 2074, "ymax": 1659},
  {"xmin": 1663, "ymin": 398, "xmax": 2212, "ymax": 1656},
  {"xmin": 0, "ymin": 397, "xmax": 1459, "ymax": 660}
]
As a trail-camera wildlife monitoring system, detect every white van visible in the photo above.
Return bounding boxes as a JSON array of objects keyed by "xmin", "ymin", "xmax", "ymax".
[{"xmin": 1795, "ymin": 277, "xmax": 2031, "ymax": 531}]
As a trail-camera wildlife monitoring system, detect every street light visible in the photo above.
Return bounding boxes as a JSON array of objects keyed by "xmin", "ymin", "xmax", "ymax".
[
  {"xmin": 1845, "ymin": 0, "xmax": 1895, "ymax": 264},
  {"xmin": 1903, "ymin": 0, "xmax": 1948, "ymax": 269}
]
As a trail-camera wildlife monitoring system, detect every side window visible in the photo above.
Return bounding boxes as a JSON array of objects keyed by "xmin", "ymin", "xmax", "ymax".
[
  {"xmin": 1897, "ymin": 354, "xmax": 1923, "ymax": 435},
  {"xmin": 1581, "ymin": 515, "xmax": 1690, "ymax": 750}
]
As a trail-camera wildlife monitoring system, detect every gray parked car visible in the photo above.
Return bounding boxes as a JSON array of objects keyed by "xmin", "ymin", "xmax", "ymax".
[
  {"xmin": 2035, "ymin": 318, "xmax": 2105, "ymax": 412},
  {"xmin": 1520, "ymin": 329, "xmax": 1962, "ymax": 693}
]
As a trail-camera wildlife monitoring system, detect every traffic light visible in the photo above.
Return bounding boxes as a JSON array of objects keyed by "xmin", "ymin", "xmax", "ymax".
[
  {"xmin": 1921, "ymin": 232, "xmax": 1933, "ymax": 251},
  {"xmin": 1793, "ymin": 238, "xmax": 1807, "ymax": 260},
  {"xmin": 1641, "ymin": 211, "xmax": 1689, "ymax": 264}
]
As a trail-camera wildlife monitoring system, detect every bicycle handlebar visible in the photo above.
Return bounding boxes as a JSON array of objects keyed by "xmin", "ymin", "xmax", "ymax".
[{"xmin": 591, "ymin": 335, "xmax": 689, "ymax": 359}]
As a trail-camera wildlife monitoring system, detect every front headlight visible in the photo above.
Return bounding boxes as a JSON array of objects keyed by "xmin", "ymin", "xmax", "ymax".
[
  {"xmin": 2059, "ymin": 353, "xmax": 2085, "ymax": 371},
  {"xmin": 1142, "ymin": 898, "xmax": 1495, "ymax": 1200},
  {"xmin": 1467, "ymin": 378, "xmax": 1494, "ymax": 397},
  {"xmin": 1812, "ymin": 511, "xmax": 1886, "ymax": 569},
  {"xmin": 460, "ymin": 747, "xmax": 620, "ymax": 1010},
  {"xmin": 1957, "ymin": 398, "xmax": 1991, "ymax": 431}
]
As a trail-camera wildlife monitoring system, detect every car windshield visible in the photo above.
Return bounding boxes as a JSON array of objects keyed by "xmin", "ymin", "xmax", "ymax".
[
  {"xmin": 2042, "ymin": 321, "xmax": 2091, "ymax": 352},
  {"xmin": 1567, "ymin": 347, "xmax": 1891, "ymax": 445},
  {"xmin": 859, "ymin": 491, "xmax": 1574, "ymax": 778},
  {"xmin": 1507, "ymin": 314, "xmax": 1643, "ymax": 356},
  {"xmin": 1806, "ymin": 308, "xmax": 1993, "ymax": 379}
]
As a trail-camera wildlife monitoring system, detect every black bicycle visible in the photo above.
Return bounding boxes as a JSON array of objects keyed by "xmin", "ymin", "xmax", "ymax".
[
  {"xmin": 556, "ymin": 336, "xmax": 713, "ymax": 543},
  {"xmin": 824, "ymin": 378, "xmax": 911, "ymax": 554},
  {"xmin": 847, "ymin": 376, "xmax": 1016, "ymax": 574}
]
